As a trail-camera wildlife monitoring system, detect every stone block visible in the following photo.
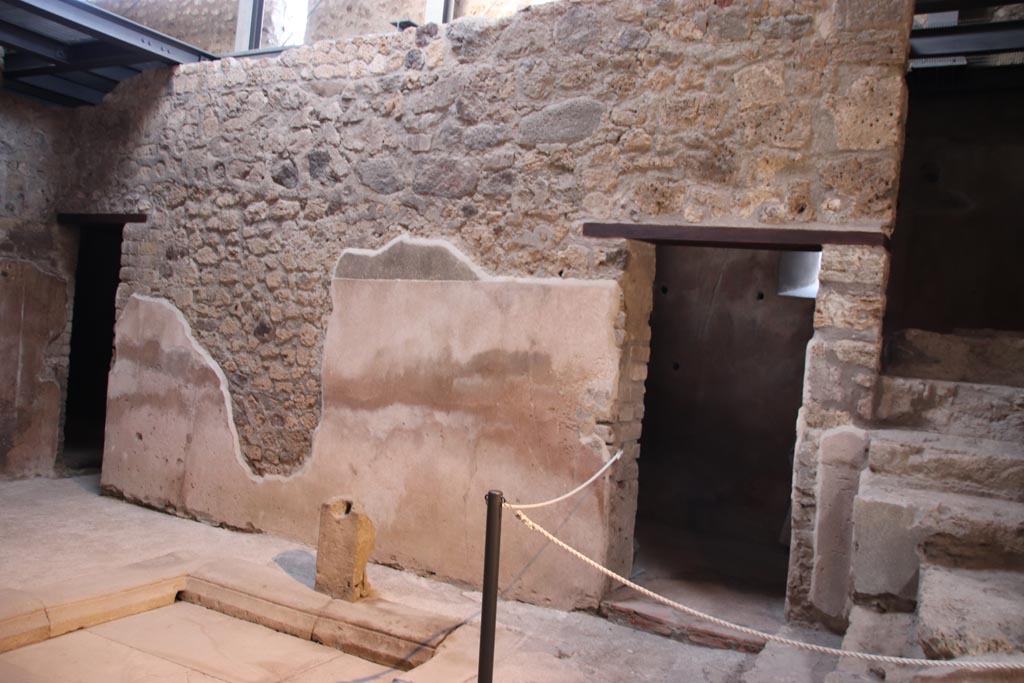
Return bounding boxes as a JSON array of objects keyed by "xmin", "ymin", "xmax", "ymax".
[
  {"xmin": 314, "ymin": 497, "xmax": 376, "ymax": 602},
  {"xmin": 819, "ymin": 245, "xmax": 889, "ymax": 288},
  {"xmin": 810, "ymin": 427, "xmax": 868, "ymax": 621},
  {"xmin": 814, "ymin": 287, "xmax": 885, "ymax": 333},
  {"xmin": 850, "ymin": 485, "xmax": 921, "ymax": 601},
  {"xmin": 412, "ymin": 157, "xmax": 479, "ymax": 198},
  {"xmin": 827, "ymin": 73, "xmax": 905, "ymax": 152},
  {"xmin": 733, "ymin": 61, "xmax": 785, "ymax": 111},
  {"xmin": 356, "ymin": 158, "xmax": 403, "ymax": 194},
  {"xmin": 835, "ymin": 0, "xmax": 913, "ymax": 32},
  {"xmin": 517, "ymin": 97, "xmax": 605, "ymax": 146},
  {"xmin": 183, "ymin": 557, "xmax": 332, "ymax": 640},
  {"xmin": 0, "ymin": 589, "xmax": 49, "ymax": 653},
  {"xmin": 917, "ymin": 565, "xmax": 1024, "ymax": 659}
]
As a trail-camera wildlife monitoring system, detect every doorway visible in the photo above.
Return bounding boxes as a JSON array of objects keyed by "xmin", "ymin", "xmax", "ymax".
[
  {"xmin": 61, "ymin": 224, "xmax": 124, "ymax": 471},
  {"xmin": 603, "ymin": 244, "xmax": 815, "ymax": 649}
]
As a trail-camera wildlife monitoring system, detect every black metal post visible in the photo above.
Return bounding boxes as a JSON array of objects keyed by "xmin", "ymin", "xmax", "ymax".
[{"xmin": 478, "ymin": 490, "xmax": 503, "ymax": 683}]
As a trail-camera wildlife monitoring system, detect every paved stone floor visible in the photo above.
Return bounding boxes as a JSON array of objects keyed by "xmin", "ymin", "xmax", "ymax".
[
  {"xmin": 0, "ymin": 602, "xmax": 391, "ymax": 683},
  {"xmin": 0, "ymin": 475, "xmax": 755, "ymax": 682}
]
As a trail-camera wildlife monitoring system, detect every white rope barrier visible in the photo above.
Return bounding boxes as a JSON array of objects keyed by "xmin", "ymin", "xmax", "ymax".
[
  {"xmin": 502, "ymin": 452, "xmax": 1024, "ymax": 672},
  {"xmin": 505, "ymin": 449, "xmax": 623, "ymax": 510}
]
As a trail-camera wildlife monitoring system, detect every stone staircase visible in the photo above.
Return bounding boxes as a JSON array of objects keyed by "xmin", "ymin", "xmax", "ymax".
[{"xmin": 833, "ymin": 330, "xmax": 1024, "ymax": 680}]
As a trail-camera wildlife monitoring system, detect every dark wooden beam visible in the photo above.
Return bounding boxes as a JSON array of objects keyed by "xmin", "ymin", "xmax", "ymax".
[
  {"xmin": 582, "ymin": 222, "xmax": 889, "ymax": 250},
  {"xmin": 57, "ymin": 212, "xmax": 148, "ymax": 225}
]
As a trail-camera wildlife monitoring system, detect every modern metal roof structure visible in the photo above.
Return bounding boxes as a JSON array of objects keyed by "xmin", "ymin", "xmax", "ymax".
[{"xmin": 0, "ymin": 0, "xmax": 214, "ymax": 107}]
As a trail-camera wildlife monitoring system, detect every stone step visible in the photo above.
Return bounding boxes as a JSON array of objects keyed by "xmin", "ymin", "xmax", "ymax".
[
  {"xmin": 827, "ymin": 606, "xmax": 924, "ymax": 683},
  {"xmin": 850, "ymin": 473, "xmax": 1024, "ymax": 604},
  {"xmin": 868, "ymin": 430, "xmax": 1024, "ymax": 502},
  {"xmin": 916, "ymin": 564, "xmax": 1024, "ymax": 661},
  {"xmin": 599, "ymin": 578, "xmax": 785, "ymax": 654},
  {"xmin": 874, "ymin": 376, "xmax": 1024, "ymax": 443},
  {"xmin": 886, "ymin": 329, "xmax": 1024, "ymax": 389},
  {"xmin": 740, "ymin": 626, "xmax": 840, "ymax": 683}
]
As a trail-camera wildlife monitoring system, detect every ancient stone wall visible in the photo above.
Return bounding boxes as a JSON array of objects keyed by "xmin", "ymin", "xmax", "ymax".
[
  {"xmin": 58, "ymin": 0, "xmax": 911, "ymax": 481},
  {"xmin": 0, "ymin": 94, "xmax": 77, "ymax": 477},
  {"xmin": 89, "ymin": 0, "xmax": 241, "ymax": 54},
  {"xmin": 0, "ymin": 0, "xmax": 914, "ymax": 612},
  {"xmin": 455, "ymin": 0, "xmax": 558, "ymax": 20},
  {"xmin": 306, "ymin": 0, "xmax": 425, "ymax": 42}
]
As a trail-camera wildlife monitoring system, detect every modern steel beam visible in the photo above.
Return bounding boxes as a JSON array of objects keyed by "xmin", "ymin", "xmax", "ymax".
[
  {"xmin": 914, "ymin": 0, "xmax": 1012, "ymax": 13},
  {"xmin": 911, "ymin": 19, "xmax": 1024, "ymax": 57},
  {"xmin": 3, "ymin": 41, "xmax": 140, "ymax": 76},
  {"xmin": 0, "ymin": 18, "xmax": 69, "ymax": 62},
  {"xmin": 3, "ymin": 0, "xmax": 214, "ymax": 63}
]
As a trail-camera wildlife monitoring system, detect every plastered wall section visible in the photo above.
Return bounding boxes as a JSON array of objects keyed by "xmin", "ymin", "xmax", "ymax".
[
  {"xmin": 55, "ymin": 0, "xmax": 914, "ymax": 483},
  {"xmin": 101, "ymin": 235, "xmax": 628, "ymax": 607},
  {"xmin": 0, "ymin": 94, "xmax": 78, "ymax": 477}
]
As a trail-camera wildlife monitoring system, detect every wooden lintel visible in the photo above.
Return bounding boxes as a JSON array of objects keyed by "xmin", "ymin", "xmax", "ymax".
[
  {"xmin": 582, "ymin": 222, "xmax": 889, "ymax": 250},
  {"xmin": 57, "ymin": 212, "xmax": 148, "ymax": 225}
]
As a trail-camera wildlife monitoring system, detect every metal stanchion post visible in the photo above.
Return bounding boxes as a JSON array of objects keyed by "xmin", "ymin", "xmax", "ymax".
[{"xmin": 478, "ymin": 490, "xmax": 503, "ymax": 683}]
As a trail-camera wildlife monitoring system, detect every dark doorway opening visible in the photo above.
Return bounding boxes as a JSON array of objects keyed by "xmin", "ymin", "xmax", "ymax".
[
  {"xmin": 62, "ymin": 224, "xmax": 124, "ymax": 471},
  {"xmin": 882, "ymin": 72, "xmax": 1024, "ymax": 388},
  {"xmin": 603, "ymin": 244, "xmax": 815, "ymax": 648}
]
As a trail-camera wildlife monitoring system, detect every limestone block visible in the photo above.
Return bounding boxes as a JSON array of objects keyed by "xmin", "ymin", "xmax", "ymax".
[
  {"xmin": 827, "ymin": 73, "xmax": 905, "ymax": 152},
  {"xmin": 184, "ymin": 558, "xmax": 333, "ymax": 640},
  {"xmin": 810, "ymin": 427, "xmax": 868, "ymax": 621},
  {"xmin": 0, "ymin": 589, "xmax": 49, "ymax": 653},
  {"xmin": 819, "ymin": 245, "xmax": 889, "ymax": 288},
  {"xmin": 917, "ymin": 565, "xmax": 1024, "ymax": 659},
  {"xmin": 850, "ymin": 485, "xmax": 921, "ymax": 601},
  {"xmin": 733, "ymin": 61, "xmax": 785, "ymax": 111},
  {"xmin": 835, "ymin": 0, "xmax": 914, "ymax": 32},
  {"xmin": 813, "ymin": 287, "xmax": 885, "ymax": 333},
  {"xmin": 315, "ymin": 497, "xmax": 376, "ymax": 602}
]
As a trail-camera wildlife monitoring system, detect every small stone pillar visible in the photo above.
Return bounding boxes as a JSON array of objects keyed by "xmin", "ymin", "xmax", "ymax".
[{"xmin": 315, "ymin": 496, "xmax": 376, "ymax": 601}]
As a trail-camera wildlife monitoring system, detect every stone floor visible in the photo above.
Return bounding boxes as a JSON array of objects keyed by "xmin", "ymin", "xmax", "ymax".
[
  {"xmin": 0, "ymin": 475, "xmax": 756, "ymax": 682},
  {"xmin": 0, "ymin": 602, "xmax": 391, "ymax": 683},
  {"xmin": 602, "ymin": 519, "xmax": 789, "ymax": 653}
]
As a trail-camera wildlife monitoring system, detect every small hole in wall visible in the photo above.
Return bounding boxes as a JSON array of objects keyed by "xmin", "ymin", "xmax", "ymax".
[
  {"xmin": 756, "ymin": 291, "xmax": 765, "ymax": 300},
  {"xmin": 672, "ymin": 362, "xmax": 680, "ymax": 371},
  {"xmin": 558, "ymin": 270, "xmax": 565, "ymax": 277},
  {"xmin": 797, "ymin": 204, "xmax": 807, "ymax": 214},
  {"xmin": 660, "ymin": 285, "xmax": 669, "ymax": 295},
  {"xmin": 136, "ymin": 432, "xmax": 143, "ymax": 440}
]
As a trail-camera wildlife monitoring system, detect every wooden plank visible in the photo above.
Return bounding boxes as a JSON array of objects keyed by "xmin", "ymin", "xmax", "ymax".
[
  {"xmin": 582, "ymin": 222, "xmax": 889, "ymax": 250},
  {"xmin": 57, "ymin": 213, "xmax": 147, "ymax": 225}
]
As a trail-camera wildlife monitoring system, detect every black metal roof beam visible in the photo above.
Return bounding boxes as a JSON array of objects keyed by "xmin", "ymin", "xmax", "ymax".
[
  {"xmin": 1, "ymin": 77, "xmax": 91, "ymax": 105},
  {"xmin": 3, "ymin": 0, "xmax": 215, "ymax": 64},
  {"xmin": 3, "ymin": 41, "xmax": 145, "ymax": 76},
  {"xmin": 0, "ymin": 17, "xmax": 70, "ymax": 62},
  {"xmin": 911, "ymin": 19, "xmax": 1024, "ymax": 57},
  {"xmin": 915, "ymin": 0, "xmax": 1016, "ymax": 13}
]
